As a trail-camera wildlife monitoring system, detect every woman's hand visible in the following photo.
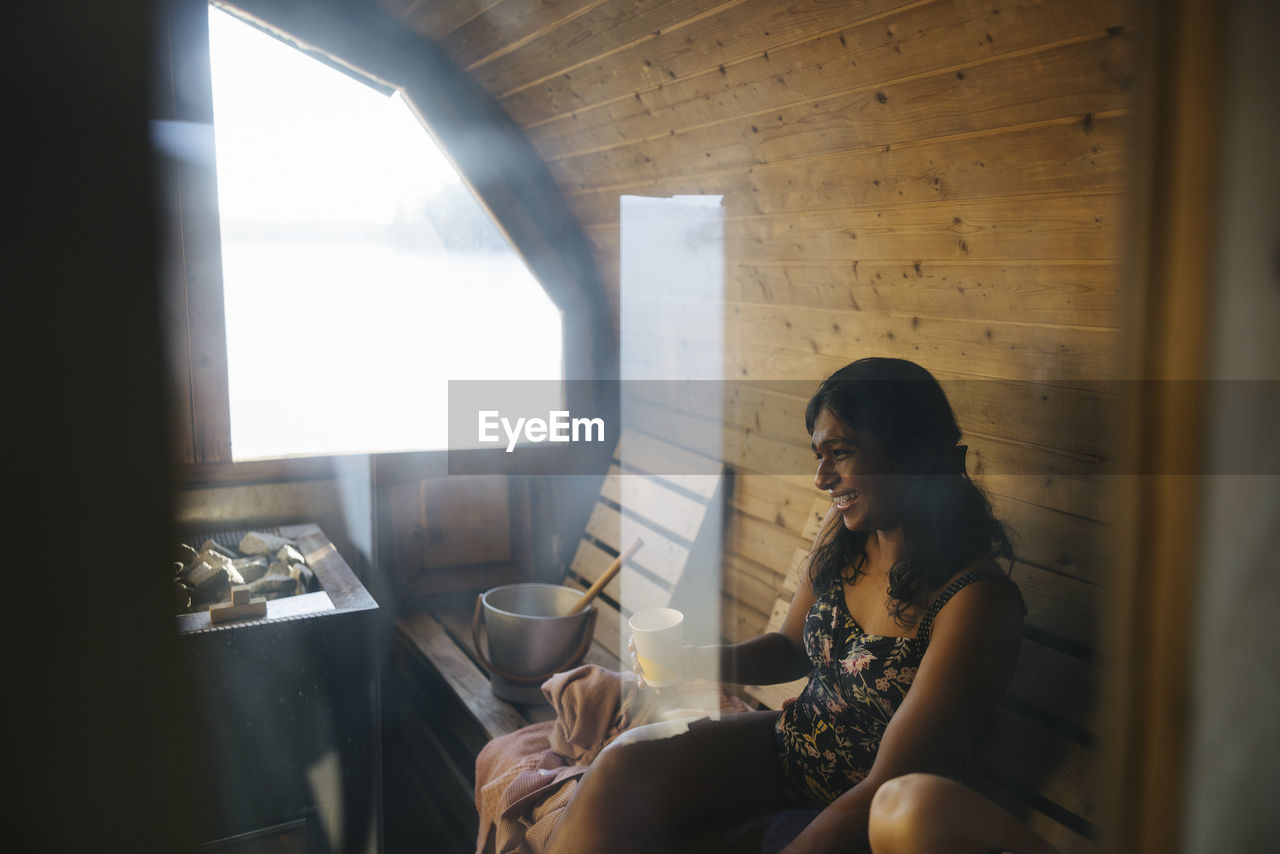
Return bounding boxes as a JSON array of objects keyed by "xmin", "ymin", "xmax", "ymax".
[
  {"xmin": 630, "ymin": 631, "xmax": 810, "ymax": 688},
  {"xmin": 628, "ymin": 635, "xmax": 708, "ymax": 692},
  {"xmin": 627, "ymin": 634, "xmax": 642, "ymax": 680}
]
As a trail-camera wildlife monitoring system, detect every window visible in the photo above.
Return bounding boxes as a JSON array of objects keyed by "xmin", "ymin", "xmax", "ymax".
[{"xmin": 207, "ymin": 7, "xmax": 563, "ymax": 460}]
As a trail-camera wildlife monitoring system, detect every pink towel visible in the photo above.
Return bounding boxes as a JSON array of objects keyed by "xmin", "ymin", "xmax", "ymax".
[
  {"xmin": 543, "ymin": 662, "xmax": 656, "ymax": 765},
  {"xmin": 474, "ymin": 720, "xmax": 579, "ymax": 854},
  {"xmin": 474, "ymin": 665, "xmax": 748, "ymax": 854}
]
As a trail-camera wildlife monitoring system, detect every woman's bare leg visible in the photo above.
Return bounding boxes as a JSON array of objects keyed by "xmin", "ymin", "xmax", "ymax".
[
  {"xmin": 546, "ymin": 710, "xmax": 787, "ymax": 854},
  {"xmin": 868, "ymin": 773, "xmax": 1061, "ymax": 854}
]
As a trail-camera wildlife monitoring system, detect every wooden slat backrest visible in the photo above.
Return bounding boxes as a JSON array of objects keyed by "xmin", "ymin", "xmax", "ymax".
[
  {"xmin": 564, "ymin": 427, "xmax": 726, "ymax": 660},
  {"xmin": 748, "ymin": 497, "xmax": 1100, "ymax": 852}
]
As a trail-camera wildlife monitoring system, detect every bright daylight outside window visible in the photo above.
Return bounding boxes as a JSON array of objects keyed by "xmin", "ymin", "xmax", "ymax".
[{"xmin": 208, "ymin": 7, "xmax": 563, "ymax": 460}]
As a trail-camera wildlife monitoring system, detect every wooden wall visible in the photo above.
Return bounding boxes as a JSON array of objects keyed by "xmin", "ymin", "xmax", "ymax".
[
  {"xmin": 380, "ymin": 0, "xmax": 1131, "ymax": 847},
  {"xmin": 381, "ymin": 3, "xmax": 1127, "ymax": 645}
]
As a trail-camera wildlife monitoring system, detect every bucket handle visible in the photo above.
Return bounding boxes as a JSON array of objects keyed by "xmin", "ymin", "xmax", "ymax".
[{"xmin": 471, "ymin": 594, "xmax": 600, "ymax": 686}]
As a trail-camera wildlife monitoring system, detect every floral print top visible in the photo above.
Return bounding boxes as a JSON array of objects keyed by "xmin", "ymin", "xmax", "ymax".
[{"xmin": 773, "ymin": 569, "xmax": 1017, "ymax": 808}]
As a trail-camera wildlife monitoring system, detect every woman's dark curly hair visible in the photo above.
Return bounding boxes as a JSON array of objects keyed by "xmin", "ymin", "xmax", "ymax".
[{"xmin": 805, "ymin": 358, "xmax": 1013, "ymax": 627}]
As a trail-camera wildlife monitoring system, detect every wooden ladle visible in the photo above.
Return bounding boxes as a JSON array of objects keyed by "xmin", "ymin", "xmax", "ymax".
[{"xmin": 568, "ymin": 538, "xmax": 644, "ymax": 614}]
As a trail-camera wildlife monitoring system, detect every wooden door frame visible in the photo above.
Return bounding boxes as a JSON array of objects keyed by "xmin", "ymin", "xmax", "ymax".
[{"xmin": 1103, "ymin": 1, "xmax": 1225, "ymax": 851}]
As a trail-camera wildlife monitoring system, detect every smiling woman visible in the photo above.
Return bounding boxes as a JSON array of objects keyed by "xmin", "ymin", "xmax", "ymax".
[
  {"xmin": 206, "ymin": 6, "xmax": 563, "ymax": 460},
  {"xmin": 802, "ymin": 358, "xmax": 1014, "ymax": 630},
  {"xmin": 546, "ymin": 357, "xmax": 1029, "ymax": 854}
]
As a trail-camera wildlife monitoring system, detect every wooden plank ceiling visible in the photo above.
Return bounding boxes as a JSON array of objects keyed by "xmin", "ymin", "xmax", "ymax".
[{"xmin": 378, "ymin": 0, "xmax": 1127, "ymax": 333}]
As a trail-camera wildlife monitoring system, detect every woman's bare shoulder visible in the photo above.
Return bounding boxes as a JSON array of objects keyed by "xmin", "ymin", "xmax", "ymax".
[
  {"xmin": 929, "ymin": 558, "xmax": 1024, "ymax": 634},
  {"xmin": 940, "ymin": 556, "xmax": 1018, "ymax": 594}
]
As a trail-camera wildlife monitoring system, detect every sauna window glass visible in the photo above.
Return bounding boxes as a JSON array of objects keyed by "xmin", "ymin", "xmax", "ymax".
[{"xmin": 207, "ymin": 7, "xmax": 563, "ymax": 460}]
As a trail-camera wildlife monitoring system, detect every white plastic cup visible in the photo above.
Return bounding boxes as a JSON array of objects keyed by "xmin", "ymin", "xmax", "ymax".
[{"xmin": 628, "ymin": 607, "xmax": 685, "ymax": 687}]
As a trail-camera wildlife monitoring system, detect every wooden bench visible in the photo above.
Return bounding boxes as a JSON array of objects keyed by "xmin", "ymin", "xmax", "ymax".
[
  {"xmin": 393, "ymin": 427, "xmax": 729, "ymax": 724},
  {"xmin": 386, "ymin": 431, "xmax": 727, "ymax": 853},
  {"xmin": 562, "ymin": 428, "xmax": 728, "ymax": 655}
]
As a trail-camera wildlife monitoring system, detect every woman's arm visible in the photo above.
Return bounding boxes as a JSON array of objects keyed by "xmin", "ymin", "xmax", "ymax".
[
  {"xmin": 686, "ymin": 508, "xmax": 836, "ymax": 685},
  {"xmin": 779, "ymin": 570, "xmax": 1025, "ymax": 854},
  {"xmin": 691, "ymin": 630, "xmax": 811, "ymax": 685},
  {"xmin": 631, "ymin": 628, "xmax": 809, "ymax": 687},
  {"xmin": 683, "ymin": 564, "xmax": 816, "ymax": 685}
]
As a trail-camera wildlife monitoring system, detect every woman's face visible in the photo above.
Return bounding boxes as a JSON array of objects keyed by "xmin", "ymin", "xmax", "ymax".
[{"xmin": 811, "ymin": 407, "xmax": 900, "ymax": 532}]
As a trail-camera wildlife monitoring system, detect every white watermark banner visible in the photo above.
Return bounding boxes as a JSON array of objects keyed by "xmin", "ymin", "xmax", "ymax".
[{"xmin": 447, "ymin": 380, "xmax": 1279, "ymax": 476}]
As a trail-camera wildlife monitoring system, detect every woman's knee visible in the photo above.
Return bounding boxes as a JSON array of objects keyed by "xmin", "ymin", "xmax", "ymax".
[{"xmin": 868, "ymin": 773, "xmax": 959, "ymax": 853}]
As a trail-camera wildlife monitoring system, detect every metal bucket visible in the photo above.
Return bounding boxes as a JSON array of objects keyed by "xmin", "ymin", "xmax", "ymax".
[{"xmin": 472, "ymin": 583, "xmax": 598, "ymax": 703}]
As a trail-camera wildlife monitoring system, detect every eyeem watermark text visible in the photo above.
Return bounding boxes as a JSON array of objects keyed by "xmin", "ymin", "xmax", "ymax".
[{"xmin": 478, "ymin": 410, "xmax": 606, "ymax": 452}]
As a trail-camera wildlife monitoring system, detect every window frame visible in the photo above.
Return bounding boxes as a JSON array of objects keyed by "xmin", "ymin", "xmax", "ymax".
[{"xmin": 157, "ymin": 0, "xmax": 614, "ymax": 470}]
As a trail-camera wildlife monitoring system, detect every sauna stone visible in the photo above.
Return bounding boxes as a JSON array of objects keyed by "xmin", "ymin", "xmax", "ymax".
[
  {"xmin": 231, "ymin": 555, "xmax": 270, "ymax": 584},
  {"xmin": 249, "ymin": 572, "xmax": 298, "ymax": 599},
  {"xmin": 183, "ymin": 560, "xmax": 228, "ymax": 605},
  {"xmin": 181, "ymin": 559, "xmax": 224, "ymax": 592},
  {"xmin": 275, "ymin": 544, "xmax": 306, "ymax": 566},
  {"xmin": 238, "ymin": 531, "xmax": 296, "ymax": 556},
  {"xmin": 196, "ymin": 543, "xmax": 244, "ymax": 586}
]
